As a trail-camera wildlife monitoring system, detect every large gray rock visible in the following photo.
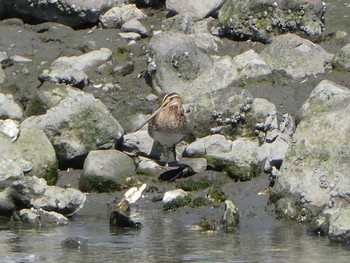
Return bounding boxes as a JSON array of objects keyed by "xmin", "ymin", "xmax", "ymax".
[
  {"xmin": 328, "ymin": 207, "xmax": 350, "ymax": 243},
  {"xmin": 22, "ymin": 90, "xmax": 124, "ymax": 164},
  {"xmin": 332, "ymin": 43, "xmax": 350, "ymax": 72},
  {"xmin": 0, "ymin": 126, "xmax": 58, "ymax": 183},
  {"xmin": 0, "ymin": 157, "xmax": 24, "ymax": 190},
  {"xmin": 218, "ymin": 0, "xmax": 326, "ymax": 43},
  {"xmin": 13, "ymin": 208, "xmax": 69, "ymax": 225},
  {"xmin": 147, "ymin": 31, "xmax": 271, "ymax": 96},
  {"xmin": 301, "ymin": 80, "xmax": 350, "ymax": 119},
  {"xmin": 0, "ymin": 66, "xmax": 4, "ymax": 85},
  {"xmin": 0, "ymin": 93, "xmax": 24, "ymax": 120},
  {"xmin": 147, "ymin": 31, "xmax": 213, "ymax": 94},
  {"xmin": 270, "ymin": 88, "xmax": 350, "ymax": 220},
  {"xmin": 166, "ymin": 0, "xmax": 225, "ymax": 21},
  {"xmin": 1, "ymin": 0, "xmax": 125, "ymax": 27},
  {"xmin": 80, "ymin": 150, "xmax": 136, "ymax": 192},
  {"xmin": 5, "ymin": 176, "xmax": 86, "ymax": 216},
  {"xmin": 40, "ymin": 48, "xmax": 112, "ymax": 87},
  {"xmin": 260, "ymin": 33, "xmax": 333, "ymax": 78},
  {"xmin": 100, "ymin": 4, "xmax": 147, "ymax": 28}
]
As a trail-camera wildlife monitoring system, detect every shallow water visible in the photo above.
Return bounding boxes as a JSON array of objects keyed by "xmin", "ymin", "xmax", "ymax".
[{"xmin": 1, "ymin": 208, "xmax": 350, "ymax": 263}]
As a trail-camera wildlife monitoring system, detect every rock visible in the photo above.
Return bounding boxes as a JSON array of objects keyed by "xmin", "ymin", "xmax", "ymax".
[
  {"xmin": 25, "ymin": 84, "xmax": 83, "ymax": 116},
  {"xmin": 252, "ymin": 98, "xmax": 277, "ymax": 123},
  {"xmin": 100, "ymin": 4, "xmax": 147, "ymax": 28},
  {"xmin": 121, "ymin": 18, "xmax": 148, "ymax": 36},
  {"xmin": 163, "ymin": 189, "xmax": 188, "ymax": 203},
  {"xmin": 122, "ymin": 130, "xmax": 160, "ymax": 159},
  {"xmin": 0, "ymin": 157, "xmax": 24, "ymax": 190},
  {"xmin": 184, "ymin": 89, "xmax": 253, "ymax": 138},
  {"xmin": 61, "ymin": 237, "xmax": 88, "ymax": 249},
  {"xmin": 13, "ymin": 208, "xmax": 69, "ymax": 225},
  {"xmin": 22, "ymin": 90, "xmax": 124, "ymax": 165},
  {"xmin": 223, "ymin": 200, "xmax": 239, "ymax": 231},
  {"xmin": 270, "ymin": 94, "xmax": 350, "ymax": 220},
  {"xmin": 0, "ymin": 126, "xmax": 57, "ymax": 182},
  {"xmin": 232, "ymin": 49, "xmax": 271, "ymax": 79},
  {"xmin": 161, "ymin": 15, "xmax": 217, "ymax": 35},
  {"xmin": 123, "ymin": 184, "xmax": 147, "ymax": 204},
  {"xmin": 0, "ymin": 119, "xmax": 20, "ymax": 141},
  {"xmin": 208, "ymin": 138, "xmax": 260, "ymax": 181},
  {"xmin": 113, "ymin": 61, "xmax": 135, "ymax": 76},
  {"xmin": 0, "ymin": 93, "xmax": 24, "ymax": 120},
  {"xmin": 185, "ymin": 134, "xmax": 232, "ymax": 157},
  {"xmin": 79, "ymin": 150, "xmax": 136, "ymax": 193},
  {"xmin": 136, "ymin": 156, "xmax": 162, "ymax": 176},
  {"xmin": 2, "ymin": 0, "xmax": 122, "ymax": 28},
  {"xmin": 109, "ymin": 211, "xmax": 142, "ymax": 228},
  {"xmin": 301, "ymin": 80, "xmax": 350, "ymax": 119},
  {"xmin": 7, "ymin": 176, "xmax": 86, "ymax": 216},
  {"xmin": 218, "ymin": 0, "xmax": 326, "ymax": 43},
  {"xmin": 166, "ymin": 0, "xmax": 225, "ymax": 21},
  {"xmin": 258, "ymin": 138, "xmax": 290, "ymax": 172},
  {"xmin": 119, "ymin": 32, "xmax": 141, "ymax": 41},
  {"xmin": 147, "ymin": 31, "xmax": 213, "ymax": 94},
  {"xmin": 39, "ymin": 48, "xmax": 112, "ymax": 87},
  {"xmin": 328, "ymin": 207, "xmax": 350, "ymax": 243},
  {"xmin": 0, "ymin": 66, "xmax": 4, "ymax": 84},
  {"xmin": 179, "ymin": 157, "xmax": 207, "ymax": 173},
  {"xmin": 260, "ymin": 33, "xmax": 333, "ymax": 78},
  {"xmin": 332, "ymin": 43, "xmax": 350, "ymax": 71}
]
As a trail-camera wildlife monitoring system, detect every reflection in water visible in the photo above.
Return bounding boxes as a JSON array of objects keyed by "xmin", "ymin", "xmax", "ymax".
[{"xmin": 0, "ymin": 209, "xmax": 350, "ymax": 263}]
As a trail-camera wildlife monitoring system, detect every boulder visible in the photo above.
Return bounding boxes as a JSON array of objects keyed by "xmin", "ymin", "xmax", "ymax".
[
  {"xmin": 4, "ymin": 176, "xmax": 86, "ymax": 217},
  {"xmin": 328, "ymin": 207, "xmax": 350, "ymax": 243},
  {"xmin": 301, "ymin": 80, "xmax": 350, "ymax": 119},
  {"xmin": 251, "ymin": 98, "xmax": 277, "ymax": 123},
  {"xmin": 332, "ymin": 43, "xmax": 350, "ymax": 71},
  {"xmin": 185, "ymin": 134, "xmax": 232, "ymax": 157},
  {"xmin": 223, "ymin": 199, "xmax": 240, "ymax": 230},
  {"xmin": 13, "ymin": 208, "xmax": 69, "ymax": 225},
  {"xmin": 218, "ymin": 0, "xmax": 326, "ymax": 43},
  {"xmin": 0, "ymin": 93, "xmax": 24, "ymax": 120},
  {"xmin": 166, "ymin": 0, "xmax": 225, "ymax": 21},
  {"xmin": 80, "ymin": 150, "xmax": 136, "ymax": 192},
  {"xmin": 121, "ymin": 18, "xmax": 148, "ymax": 36},
  {"xmin": 0, "ymin": 119, "xmax": 20, "ymax": 142},
  {"xmin": 22, "ymin": 90, "xmax": 124, "ymax": 165},
  {"xmin": 122, "ymin": 130, "xmax": 160, "ymax": 159},
  {"xmin": 260, "ymin": 33, "xmax": 333, "ymax": 78},
  {"xmin": 100, "ymin": 4, "xmax": 147, "ymax": 28},
  {"xmin": 147, "ymin": 31, "xmax": 213, "ymax": 94},
  {"xmin": 163, "ymin": 189, "xmax": 188, "ymax": 203},
  {"xmin": 0, "ymin": 157, "xmax": 24, "ymax": 190},
  {"xmin": 1, "ymin": 0, "xmax": 124, "ymax": 28},
  {"xmin": 270, "ymin": 94, "xmax": 350, "ymax": 220},
  {"xmin": 0, "ymin": 66, "xmax": 4, "ymax": 85},
  {"xmin": 0, "ymin": 126, "xmax": 58, "ymax": 183},
  {"xmin": 40, "ymin": 48, "xmax": 112, "ymax": 87}
]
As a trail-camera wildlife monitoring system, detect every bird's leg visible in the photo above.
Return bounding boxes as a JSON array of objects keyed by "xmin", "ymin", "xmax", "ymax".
[
  {"xmin": 171, "ymin": 144, "xmax": 177, "ymax": 163},
  {"xmin": 164, "ymin": 145, "xmax": 170, "ymax": 168}
]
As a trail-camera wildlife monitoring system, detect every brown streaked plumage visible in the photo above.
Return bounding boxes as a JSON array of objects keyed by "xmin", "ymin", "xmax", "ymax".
[{"xmin": 135, "ymin": 93, "xmax": 187, "ymax": 164}]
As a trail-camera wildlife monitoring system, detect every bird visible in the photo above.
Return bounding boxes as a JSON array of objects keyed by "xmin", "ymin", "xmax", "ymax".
[{"xmin": 135, "ymin": 92, "xmax": 187, "ymax": 166}]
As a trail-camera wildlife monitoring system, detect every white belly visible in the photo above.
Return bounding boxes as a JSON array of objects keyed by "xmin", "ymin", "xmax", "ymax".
[{"xmin": 152, "ymin": 131, "xmax": 184, "ymax": 147}]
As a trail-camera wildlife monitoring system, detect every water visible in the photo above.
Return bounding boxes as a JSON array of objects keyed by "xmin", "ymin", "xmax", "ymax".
[{"xmin": 1, "ymin": 208, "xmax": 350, "ymax": 263}]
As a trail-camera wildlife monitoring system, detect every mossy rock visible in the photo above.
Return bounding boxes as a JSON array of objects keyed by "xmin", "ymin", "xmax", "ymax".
[
  {"xmin": 191, "ymin": 196, "xmax": 211, "ymax": 207},
  {"xmin": 176, "ymin": 178, "xmax": 212, "ymax": 192},
  {"xmin": 43, "ymin": 162, "xmax": 59, "ymax": 185},
  {"xmin": 163, "ymin": 196, "xmax": 192, "ymax": 211},
  {"xmin": 226, "ymin": 163, "xmax": 259, "ymax": 181},
  {"xmin": 207, "ymin": 186, "xmax": 227, "ymax": 202}
]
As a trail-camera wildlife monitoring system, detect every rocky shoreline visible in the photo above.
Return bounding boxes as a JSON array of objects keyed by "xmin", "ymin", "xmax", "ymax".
[{"xmin": 1, "ymin": 0, "xmax": 350, "ymax": 244}]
